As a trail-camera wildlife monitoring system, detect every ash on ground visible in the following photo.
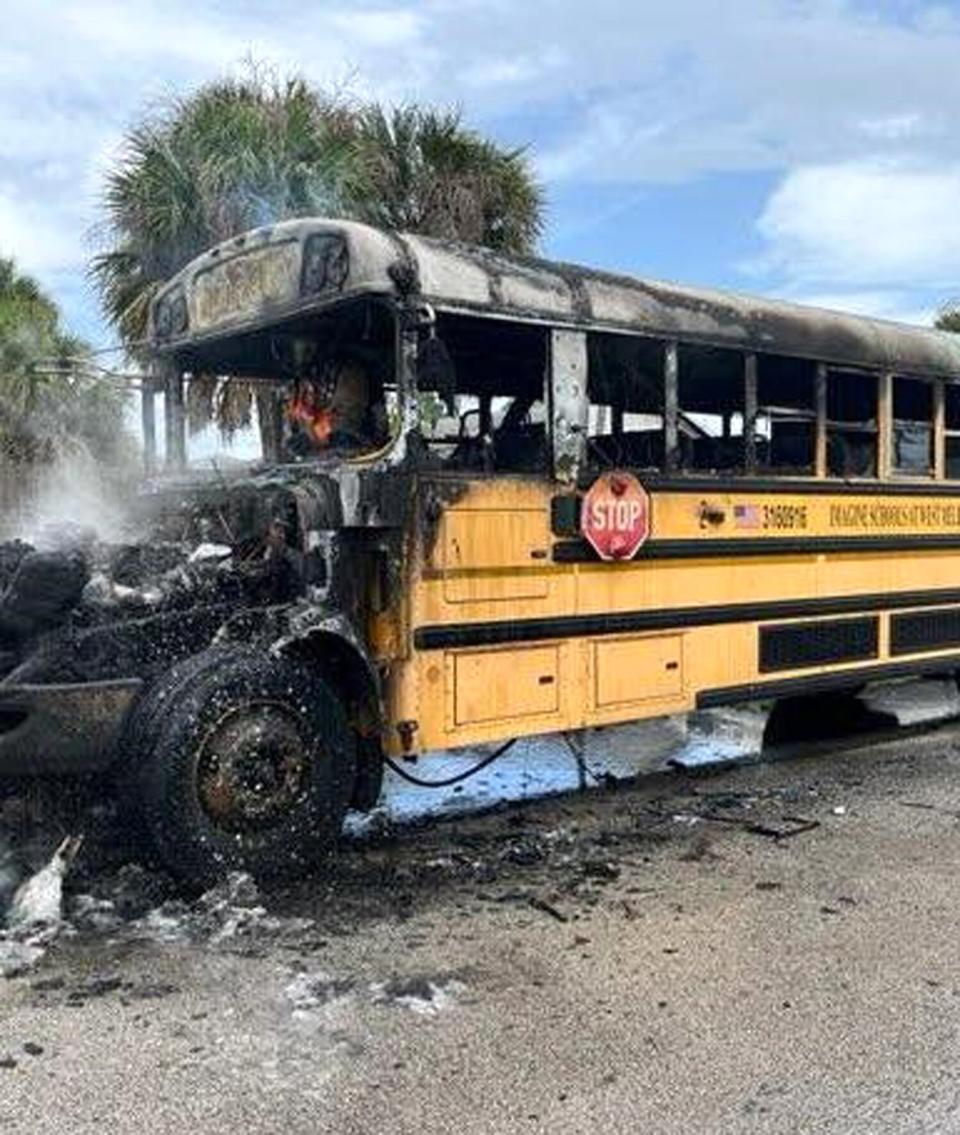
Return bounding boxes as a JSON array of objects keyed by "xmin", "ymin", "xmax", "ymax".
[{"xmin": 1, "ymin": 677, "xmax": 957, "ymax": 979}]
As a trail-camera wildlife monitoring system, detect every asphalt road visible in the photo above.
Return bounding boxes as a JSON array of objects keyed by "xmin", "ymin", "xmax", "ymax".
[{"xmin": 6, "ymin": 720, "xmax": 960, "ymax": 1133}]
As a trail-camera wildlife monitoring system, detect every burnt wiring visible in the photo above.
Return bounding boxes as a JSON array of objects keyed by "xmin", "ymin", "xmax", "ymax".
[{"xmin": 382, "ymin": 738, "xmax": 517, "ymax": 788}]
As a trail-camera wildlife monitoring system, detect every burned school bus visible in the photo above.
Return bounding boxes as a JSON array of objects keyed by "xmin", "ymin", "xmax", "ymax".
[{"xmin": 5, "ymin": 216, "xmax": 960, "ymax": 883}]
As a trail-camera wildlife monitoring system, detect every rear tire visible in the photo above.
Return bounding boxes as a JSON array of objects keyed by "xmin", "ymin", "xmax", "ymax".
[
  {"xmin": 763, "ymin": 689, "xmax": 894, "ymax": 748},
  {"xmin": 124, "ymin": 648, "xmax": 355, "ymax": 886}
]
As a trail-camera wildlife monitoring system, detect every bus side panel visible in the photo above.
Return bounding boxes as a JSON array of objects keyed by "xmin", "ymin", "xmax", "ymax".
[{"xmin": 385, "ymin": 482, "xmax": 960, "ymax": 755}]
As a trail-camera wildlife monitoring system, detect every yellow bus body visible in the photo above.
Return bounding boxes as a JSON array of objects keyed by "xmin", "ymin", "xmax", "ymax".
[
  {"xmin": 147, "ymin": 218, "xmax": 960, "ymax": 764},
  {"xmin": 379, "ymin": 477, "xmax": 960, "ymax": 755}
]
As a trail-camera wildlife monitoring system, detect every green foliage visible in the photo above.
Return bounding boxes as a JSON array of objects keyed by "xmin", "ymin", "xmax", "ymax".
[
  {"xmin": 935, "ymin": 303, "xmax": 960, "ymax": 333},
  {"xmin": 346, "ymin": 103, "xmax": 543, "ymax": 254},
  {"xmin": 0, "ymin": 258, "xmax": 129, "ymax": 466}
]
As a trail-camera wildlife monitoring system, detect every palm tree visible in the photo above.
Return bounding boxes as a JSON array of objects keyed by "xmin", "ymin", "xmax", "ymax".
[
  {"xmin": 936, "ymin": 304, "xmax": 960, "ymax": 333},
  {"xmin": 348, "ymin": 103, "xmax": 543, "ymax": 255},
  {"xmin": 0, "ymin": 258, "xmax": 128, "ymax": 466},
  {"xmin": 0, "ymin": 258, "xmax": 59, "ymax": 402},
  {"xmin": 92, "ymin": 72, "xmax": 358, "ymax": 349},
  {"xmin": 92, "ymin": 68, "xmax": 545, "ymax": 442},
  {"xmin": 92, "ymin": 71, "xmax": 362, "ymax": 446},
  {"xmin": 1, "ymin": 258, "xmax": 66, "ymax": 461}
]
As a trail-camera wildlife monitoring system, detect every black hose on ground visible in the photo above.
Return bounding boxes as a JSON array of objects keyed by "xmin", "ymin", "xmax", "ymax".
[{"xmin": 382, "ymin": 738, "xmax": 517, "ymax": 788}]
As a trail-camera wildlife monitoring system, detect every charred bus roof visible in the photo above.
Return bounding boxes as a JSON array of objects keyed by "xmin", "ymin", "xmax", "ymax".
[{"xmin": 150, "ymin": 217, "xmax": 960, "ymax": 379}]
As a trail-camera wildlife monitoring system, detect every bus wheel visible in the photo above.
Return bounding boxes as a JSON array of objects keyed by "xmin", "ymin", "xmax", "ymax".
[
  {"xmin": 127, "ymin": 648, "xmax": 356, "ymax": 887},
  {"xmin": 349, "ymin": 736, "xmax": 384, "ymax": 812}
]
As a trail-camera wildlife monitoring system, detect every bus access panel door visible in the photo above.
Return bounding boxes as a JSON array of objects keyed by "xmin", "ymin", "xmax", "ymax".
[{"xmin": 393, "ymin": 474, "xmax": 575, "ymax": 755}]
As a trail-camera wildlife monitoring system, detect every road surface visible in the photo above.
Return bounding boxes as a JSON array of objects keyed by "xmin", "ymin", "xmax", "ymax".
[{"xmin": 4, "ymin": 711, "xmax": 960, "ymax": 1132}]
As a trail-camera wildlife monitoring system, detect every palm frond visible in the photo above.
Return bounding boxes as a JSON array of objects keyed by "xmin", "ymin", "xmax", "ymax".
[
  {"xmin": 186, "ymin": 373, "xmax": 218, "ymax": 435},
  {"xmin": 348, "ymin": 103, "xmax": 544, "ymax": 253},
  {"xmin": 215, "ymin": 377, "xmax": 254, "ymax": 440}
]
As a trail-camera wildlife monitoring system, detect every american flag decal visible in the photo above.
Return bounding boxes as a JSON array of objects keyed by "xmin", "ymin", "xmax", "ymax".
[{"xmin": 734, "ymin": 504, "xmax": 761, "ymax": 529}]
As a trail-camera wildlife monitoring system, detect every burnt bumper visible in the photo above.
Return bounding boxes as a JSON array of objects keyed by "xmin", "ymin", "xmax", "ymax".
[{"xmin": 0, "ymin": 679, "xmax": 142, "ymax": 779}]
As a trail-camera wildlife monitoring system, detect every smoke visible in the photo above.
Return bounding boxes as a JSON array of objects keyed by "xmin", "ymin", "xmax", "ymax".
[{"xmin": 7, "ymin": 449, "xmax": 136, "ymax": 548}]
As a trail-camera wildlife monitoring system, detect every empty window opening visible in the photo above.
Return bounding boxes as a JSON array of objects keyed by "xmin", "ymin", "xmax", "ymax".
[
  {"xmin": 827, "ymin": 369, "xmax": 878, "ymax": 478},
  {"xmin": 755, "ymin": 355, "xmax": 816, "ymax": 475},
  {"xmin": 173, "ymin": 298, "xmax": 399, "ymax": 466},
  {"xmin": 892, "ymin": 376, "xmax": 933, "ymax": 476},
  {"xmin": 676, "ymin": 344, "xmax": 746, "ymax": 472},
  {"xmin": 417, "ymin": 314, "xmax": 548, "ymax": 473},
  {"xmin": 945, "ymin": 383, "xmax": 960, "ymax": 479},
  {"xmin": 585, "ymin": 333, "xmax": 665, "ymax": 470}
]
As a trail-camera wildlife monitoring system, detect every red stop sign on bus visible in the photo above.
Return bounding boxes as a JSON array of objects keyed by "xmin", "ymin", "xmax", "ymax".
[{"xmin": 581, "ymin": 471, "xmax": 650, "ymax": 561}]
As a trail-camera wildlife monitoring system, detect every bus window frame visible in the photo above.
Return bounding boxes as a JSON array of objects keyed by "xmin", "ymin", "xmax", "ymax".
[
  {"xmin": 425, "ymin": 311, "xmax": 960, "ymax": 491},
  {"xmin": 410, "ymin": 309, "xmax": 554, "ymax": 478},
  {"xmin": 942, "ymin": 379, "xmax": 960, "ymax": 480},
  {"xmin": 551, "ymin": 328, "xmax": 589, "ymax": 484},
  {"xmin": 823, "ymin": 364, "xmax": 881, "ymax": 481},
  {"xmin": 754, "ymin": 354, "xmax": 818, "ymax": 478},
  {"xmin": 888, "ymin": 373, "xmax": 938, "ymax": 482}
]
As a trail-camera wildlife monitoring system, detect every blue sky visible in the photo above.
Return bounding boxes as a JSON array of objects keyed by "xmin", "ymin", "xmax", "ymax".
[{"xmin": 3, "ymin": 0, "xmax": 960, "ymax": 349}]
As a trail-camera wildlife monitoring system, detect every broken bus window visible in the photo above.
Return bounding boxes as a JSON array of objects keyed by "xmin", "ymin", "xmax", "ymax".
[
  {"xmin": 827, "ymin": 368, "xmax": 878, "ymax": 478},
  {"xmin": 676, "ymin": 343, "xmax": 745, "ymax": 472},
  {"xmin": 585, "ymin": 332, "xmax": 665, "ymax": 471},
  {"xmin": 756, "ymin": 355, "xmax": 817, "ymax": 476},
  {"xmin": 945, "ymin": 382, "xmax": 960, "ymax": 479},
  {"xmin": 892, "ymin": 376, "xmax": 933, "ymax": 477},
  {"xmin": 416, "ymin": 314, "xmax": 549, "ymax": 474}
]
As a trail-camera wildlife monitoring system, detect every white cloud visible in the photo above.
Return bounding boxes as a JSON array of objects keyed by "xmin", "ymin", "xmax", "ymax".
[
  {"xmin": 785, "ymin": 290, "xmax": 937, "ymax": 328},
  {"xmin": 327, "ymin": 8, "xmax": 424, "ymax": 47},
  {"xmin": 526, "ymin": 1, "xmax": 960, "ymax": 184},
  {"xmin": 461, "ymin": 47, "xmax": 567, "ymax": 89},
  {"xmin": 756, "ymin": 160, "xmax": 960, "ymax": 289},
  {"xmin": 57, "ymin": 1, "xmax": 255, "ymax": 66},
  {"xmin": 855, "ymin": 113, "xmax": 930, "ymax": 142},
  {"xmin": 4, "ymin": 0, "xmax": 960, "ymax": 339},
  {"xmin": 0, "ymin": 189, "xmax": 84, "ymax": 277}
]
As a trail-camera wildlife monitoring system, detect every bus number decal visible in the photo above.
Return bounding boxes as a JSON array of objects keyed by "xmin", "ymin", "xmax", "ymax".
[{"xmin": 762, "ymin": 504, "xmax": 808, "ymax": 530}]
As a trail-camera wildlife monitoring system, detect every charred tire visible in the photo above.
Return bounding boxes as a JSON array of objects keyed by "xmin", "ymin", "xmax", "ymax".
[
  {"xmin": 349, "ymin": 736, "xmax": 385, "ymax": 813},
  {"xmin": 128, "ymin": 648, "xmax": 356, "ymax": 886},
  {"xmin": 113, "ymin": 646, "xmax": 237, "ymax": 832}
]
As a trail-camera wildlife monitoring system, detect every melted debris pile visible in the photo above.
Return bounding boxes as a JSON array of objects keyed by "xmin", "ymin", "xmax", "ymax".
[
  {"xmin": 130, "ymin": 871, "xmax": 315, "ymax": 949},
  {"xmin": 0, "ymin": 782, "xmax": 317, "ymax": 973},
  {"xmin": 0, "ymin": 811, "xmax": 318, "ymax": 978},
  {"xmin": 0, "ymin": 758, "xmax": 842, "ymax": 979},
  {"xmin": 0, "ymin": 527, "xmax": 303, "ymax": 687},
  {"xmin": 0, "ymin": 787, "xmax": 117, "ymax": 978}
]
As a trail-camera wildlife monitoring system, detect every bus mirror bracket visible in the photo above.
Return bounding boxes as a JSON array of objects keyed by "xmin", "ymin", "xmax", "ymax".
[
  {"xmin": 417, "ymin": 336, "xmax": 457, "ymax": 416},
  {"xmin": 410, "ymin": 302, "xmax": 456, "ymax": 415}
]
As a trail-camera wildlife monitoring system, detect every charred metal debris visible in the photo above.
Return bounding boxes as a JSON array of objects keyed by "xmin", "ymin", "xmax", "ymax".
[{"xmin": 0, "ymin": 466, "xmax": 412, "ymax": 692}]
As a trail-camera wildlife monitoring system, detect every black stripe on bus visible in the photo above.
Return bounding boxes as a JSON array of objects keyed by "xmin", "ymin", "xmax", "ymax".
[
  {"xmin": 412, "ymin": 586, "xmax": 960, "ymax": 652},
  {"xmin": 552, "ymin": 479, "xmax": 960, "ymax": 536},
  {"xmin": 574, "ymin": 476, "xmax": 960, "ymax": 499},
  {"xmin": 697, "ymin": 653, "xmax": 960, "ymax": 708},
  {"xmin": 552, "ymin": 534, "xmax": 960, "ymax": 562},
  {"xmin": 759, "ymin": 617, "xmax": 878, "ymax": 673}
]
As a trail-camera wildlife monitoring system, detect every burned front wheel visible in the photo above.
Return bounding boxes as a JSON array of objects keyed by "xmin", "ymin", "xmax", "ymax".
[{"xmin": 126, "ymin": 648, "xmax": 356, "ymax": 886}]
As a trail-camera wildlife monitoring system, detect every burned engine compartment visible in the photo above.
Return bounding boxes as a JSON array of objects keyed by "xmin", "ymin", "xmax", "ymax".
[{"xmin": 0, "ymin": 468, "xmax": 392, "ymax": 690}]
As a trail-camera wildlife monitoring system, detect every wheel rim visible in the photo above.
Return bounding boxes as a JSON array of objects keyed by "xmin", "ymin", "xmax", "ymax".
[{"xmin": 196, "ymin": 700, "xmax": 310, "ymax": 833}]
